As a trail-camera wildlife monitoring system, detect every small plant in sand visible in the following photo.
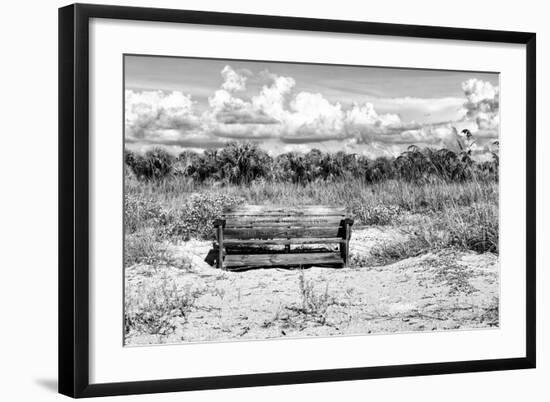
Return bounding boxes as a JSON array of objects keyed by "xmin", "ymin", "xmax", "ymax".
[
  {"xmin": 295, "ymin": 269, "xmax": 335, "ymax": 325},
  {"xmin": 124, "ymin": 232, "xmax": 180, "ymax": 268},
  {"xmin": 367, "ymin": 236, "xmax": 431, "ymax": 266},
  {"xmin": 125, "ymin": 275, "xmax": 202, "ymax": 340}
]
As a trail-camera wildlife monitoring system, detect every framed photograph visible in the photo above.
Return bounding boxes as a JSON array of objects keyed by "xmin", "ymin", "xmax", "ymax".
[{"xmin": 58, "ymin": 3, "xmax": 536, "ymax": 398}]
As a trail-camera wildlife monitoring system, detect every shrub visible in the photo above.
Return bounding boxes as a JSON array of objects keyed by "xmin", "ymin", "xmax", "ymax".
[
  {"xmin": 366, "ymin": 236, "xmax": 431, "ymax": 266},
  {"xmin": 445, "ymin": 202, "xmax": 498, "ymax": 253},
  {"xmin": 124, "ymin": 232, "xmax": 185, "ymax": 268},
  {"xmin": 126, "ymin": 147, "xmax": 175, "ymax": 180},
  {"xmin": 160, "ymin": 193, "xmax": 243, "ymax": 240},
  {"xmin": 352, "ymin": 204, "xmax": 402, "ymax": 225},
  {"xmin": 124, "ymin": 194, "xmax": 164, "ymax": 234},
  {"xmin": 123, "ymin": 130, "xmax": 498, "ymax": 185},
  {"xmin": 125, "ymin": 275, "xmax": 201, "ymax": 337}
]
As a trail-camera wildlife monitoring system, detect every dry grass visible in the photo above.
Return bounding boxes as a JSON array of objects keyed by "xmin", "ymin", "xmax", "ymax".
[
  {"xmin": 125, "ymin": 172, "xmax": 498, "ymax": 259},
  {"xmin": 294, "ymin": 270, "xmax": 336, "ymax": 325},
  {"xmin": 125, "ymin": 273, "xmax": 201, "ymax": 340},
  {"xmin": 123, "ymin": 166, "xmax": 499, "ymax": 344}
]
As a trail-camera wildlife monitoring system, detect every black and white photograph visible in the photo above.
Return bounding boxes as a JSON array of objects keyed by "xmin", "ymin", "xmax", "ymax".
[
  {"xmin": 0, "ymin": 0, "xmax": 544, "ymax": 399},
  {"xmin": 123, "ymin": 55, "xmax": 500, "ymax": 346}
]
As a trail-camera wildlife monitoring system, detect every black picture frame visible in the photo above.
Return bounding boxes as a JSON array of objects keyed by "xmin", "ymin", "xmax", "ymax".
[{"xmin": 59, "ymin": 3, "xmax": 536, "ymax": 398}]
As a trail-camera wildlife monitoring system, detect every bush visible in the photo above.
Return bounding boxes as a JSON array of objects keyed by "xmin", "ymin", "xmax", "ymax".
[
  {"xmin": 352, "ymin": 204, "xmax": 402, "ymax": 225},
  {"xmin": 124, "ymin": 232, "xmax": 184, "ymax": 267},
  {"xmin": 123, "ymin": 131, "xmax": 498, "ymax": 185},
  {"xmin": 125, "ymin": 275, "xmax": 201, "ymax": 337},
  {"xmin": 445, "ymin": 202, "xmax": 498, "ymax": 253},
  {"xmin": 126, "ymin": 147, "xmax": 175, "ymax": 180},
  {"xmin": 124, "ymin": 194, "xmax": 163, "ymax": 234},
  {"xmin": 159, "ymin": 193, "xmax": 243, "ymax": 240},
  {"xmin": 367, "ymin": 236, "xmax": 431, "ymax": 266}
]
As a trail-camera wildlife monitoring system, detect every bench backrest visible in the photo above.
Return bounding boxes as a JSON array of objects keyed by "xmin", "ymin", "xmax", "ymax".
[{"xmin": 221, "ymin": 205, "xmax": 348, "ymax": 240}]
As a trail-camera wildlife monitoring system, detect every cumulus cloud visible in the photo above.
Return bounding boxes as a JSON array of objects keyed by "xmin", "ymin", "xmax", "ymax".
[
  {"xmin": 252, "ymin": 74, "xmax": 296, "ymax": 119},
  {"xmin": 344, "ymin": 102, "xmax": 405, "ymax": 143},
  {"xmin": 220, "ymin": 65, "xmax": 248, "ymax": 92},
  {"xmin": 125, "ymin": 90, "xmax": 199, "ymax": 141},
  {"xmin": 353, "ymin": 79, "xmax": 500, "ymax": 153},
  {"xmin": 208, "ymin": 66, "xmax": 284, "ymax": 126},
  {"xmin": 461, "ymin": 78, "xmax": 500, "ymax": 135},
  {"xmin": 125, "ymin": 65, "xmax": 499, "ymax": 158},
  {"xmin": 285, "ymin": 92, "xmax": 346, "ymax": 138}
]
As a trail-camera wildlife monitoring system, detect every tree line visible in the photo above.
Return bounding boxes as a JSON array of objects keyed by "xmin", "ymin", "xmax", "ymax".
[{"xmin": 125, "ymin": 139, "xmax": 498, "ymax": 184}]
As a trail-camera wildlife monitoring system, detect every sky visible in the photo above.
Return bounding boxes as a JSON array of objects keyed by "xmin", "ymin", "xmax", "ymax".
[{"xmin": 124, "ymin": 55, "xmax": 500, "ymax": 159}]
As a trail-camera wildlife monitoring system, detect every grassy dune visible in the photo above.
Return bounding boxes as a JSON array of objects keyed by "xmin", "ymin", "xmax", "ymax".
[
  {"xmin": 125, "ymin": 168, "xmax": 498, "ymax": 267},
  {"xmin": 124, "ymin": 169, "xmax": 499, "ymax": 343}
]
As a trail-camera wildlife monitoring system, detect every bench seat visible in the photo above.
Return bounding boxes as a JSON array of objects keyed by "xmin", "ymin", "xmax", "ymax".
[{"xmin": 224, "ymin": 252, "xmax": 343, "ymax": 271}]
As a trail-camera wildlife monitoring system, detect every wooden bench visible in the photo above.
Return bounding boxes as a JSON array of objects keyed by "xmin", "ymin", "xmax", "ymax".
[{"xmin": 213, "ymin": 205, "xmax": 353, "ymax": 271}]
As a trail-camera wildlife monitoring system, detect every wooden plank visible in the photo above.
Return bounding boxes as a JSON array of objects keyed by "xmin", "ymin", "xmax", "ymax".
[
  {"xmin": 224, "ymin": 227, "xmax": 342, "ymax": 239},
  {"xmin": 224, "ymin": 206, "xmax": 346, "ymax": 217},
  {"xmin": 230, "ymin": 204, "xmax": 343, "ymax": 208},
  {"xmin": 227, "ymin": 205, "xmax": 345, "ymax": 211},
  {"xmin": 224, "ymin": 212, "xmax": 346, "ymax": 217},
  {"xmin": 225, "ymin": 222, "xmax": 342, "ymax": 229},
  {"xmin": 224, "ymin": 252, "xmax": 343, "ymax": 269},
  {"xmin": 219, "ymin": 237, "xmax": 345, "ymax": 245},
  {"xmin": 225, "ymin": 216, "xmax": 343, "ymax": 225},
  {"xmin": 226, "ymin": 208, "xmax": 346, "ymax": 213}
]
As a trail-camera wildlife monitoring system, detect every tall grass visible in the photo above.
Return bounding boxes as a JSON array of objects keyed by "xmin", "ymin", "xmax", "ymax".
[
  {"xmin": 127, "ymin": 168, "xmax": 496, "ymax": 211},
  {"xmin": 125, "ymin": 166, "xmax": 498, "ymax": 257},
  {"xmin": 125, "ymin": 274, "xmax": 201, "ymax": 338}
]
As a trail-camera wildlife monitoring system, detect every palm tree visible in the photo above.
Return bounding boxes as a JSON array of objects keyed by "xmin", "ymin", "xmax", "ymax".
[
  {"xmin": 218, "ymin": 142, "xmax": 272, "ymax": 184},
  {"xmin": 394, "ymin": 145, "xmax": 432, "ymax": 182},
  {"xmin": 367, "ymin": 157, "xmax": 394, "ymax": 183},
  {"xmin": 304, "ymin": 149, "xmax": 323, "ymax": 181}
]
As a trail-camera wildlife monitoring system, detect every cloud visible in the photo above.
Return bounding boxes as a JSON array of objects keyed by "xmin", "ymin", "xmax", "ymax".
[
  {"xmin": 208, "ymin": 67, "xmax": 287, "ymax": 127},
  {"xmin": 461, "ymin": 78, "xmax": 499, "ymax": 134},
  {"xmin": 125, "ymin": 90, "xmax": 198, "ymax": 141},
  {"xmin": 286, "ymin": 92, "xmax": 346, "ymax": 137},
  {"xmin": 211, "ymin": 124, "xmax": 278, "ymax": 140},
  {"xmin": 353, "ymin": 79, "xmax": 500, "ymax": 152},
  {"xmin": 214, "ymin": 109, "xmax": 280, "ymax": 125},
  {"xmin": 220, "ymin": 65, "xmax": 248, "ymax": 92},
  {"xmin": 344, "ymin": 102, "xmax": 404, "ymax": 142},
  {"xmin": 252, "ymin": 74, "xmax": 296, "ymax": 120},
  {"xmin": 125, "ymin": 65, "xmax": 499, "ymax": 158}
]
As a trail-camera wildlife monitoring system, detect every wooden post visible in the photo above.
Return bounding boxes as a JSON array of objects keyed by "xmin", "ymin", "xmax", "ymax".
[
  {"xmin": 342, "ymin": 218, "xmax": 354, "ymax": 267},
  {"xmin": 214, "ymin": 218, "xmax": 226, "ymax": 269}
]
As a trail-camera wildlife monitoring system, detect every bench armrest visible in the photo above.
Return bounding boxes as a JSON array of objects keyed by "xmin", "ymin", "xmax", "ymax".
[
  {"xmin": 214, "ymin": 218, "xmax": 226, "ymax": 269},
  {"xmin": 341, "ymin": 218, "xmax": 354, "ymax": 267},
  {"xmin": 214, "ymin": 218, "xmax": 226, "ymax": 228}
]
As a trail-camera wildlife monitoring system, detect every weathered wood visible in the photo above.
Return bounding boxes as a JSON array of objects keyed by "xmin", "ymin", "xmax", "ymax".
[
  {"xmin": 225, "ymin": 216, "xmax": 343, "ymax": 226},
  {"xmin": 214, "ymin": 219, "xmax": 225, "ymax": 269},
  {"xmin": 219, "ymin": 237, "xmax": 345, "ymax": 246},
  {"xmin": 224, "ymin": 206, "xmax": 346, "ymax": 217},
  {"xmin": 224, "ymin": 252, "xmax": 343, "ymax": 269},
  {"xmin": 224, "ymin": 227, "xmax": 341, "ymax": 240},
  {"xmin": 227, "ymin": 205, "xmax": 345, "ymax": 212},
  {"xmin": 212, "ymin": 205, "xmax": 352, "ymax": 270},
  {"xmin": 225, "ymin": 222, "xmax": 342, "ymax": 229},
  {"xmin": 224, "ymin": 212, "xmax": 346, "ymax": 217},
  {"xmin": 341, "ymin": 218, "xmax": 354, "ymax": 267}
]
